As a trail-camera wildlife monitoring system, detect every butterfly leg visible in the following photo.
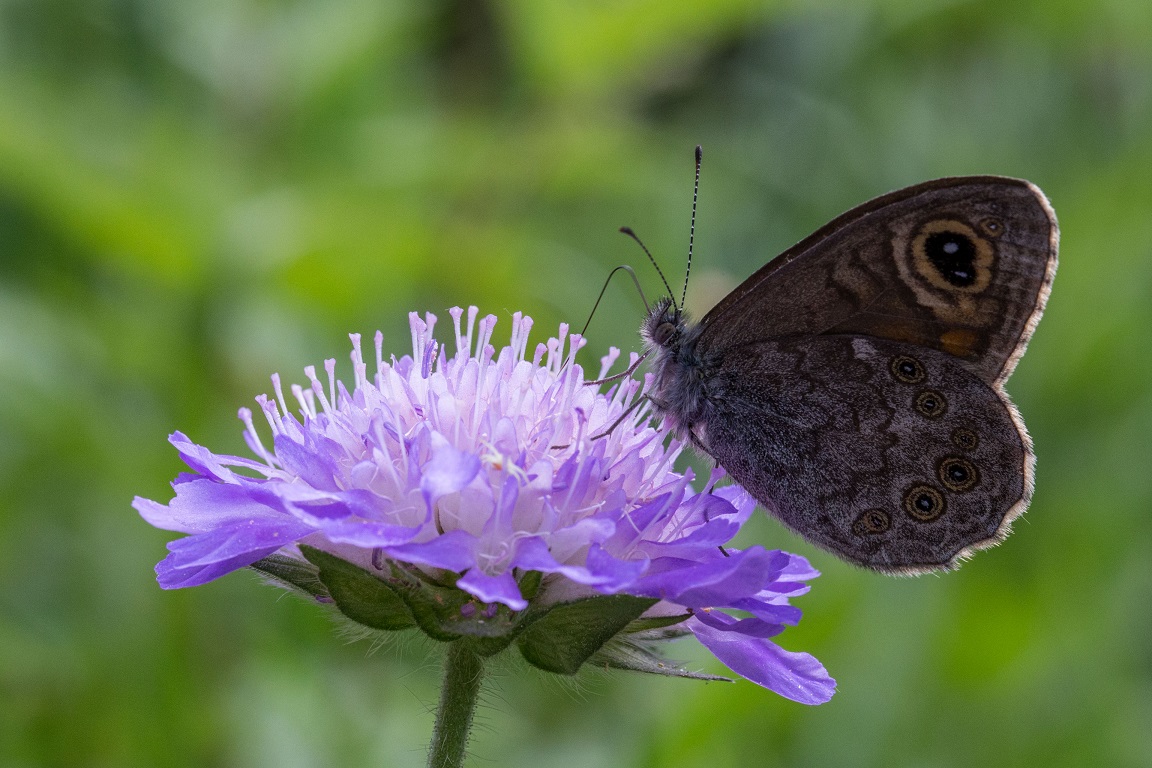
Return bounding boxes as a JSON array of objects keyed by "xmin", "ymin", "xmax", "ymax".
[{"xmin": 549, "ymin": 393, "xmax": 650, "ymax": 449}]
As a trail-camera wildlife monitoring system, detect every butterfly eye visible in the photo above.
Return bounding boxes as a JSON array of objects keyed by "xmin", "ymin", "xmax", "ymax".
[
  {"xmin": 889, "ymin": 355, "xmax": 926, "ymax": 384},
  {"xmin": 852, "ymin": 508, "xmax": 891, "ymax": 536},
  {"xmin": 903, "ymin": 484, "xmax": 946, "ymax": 522},
  {"xmin": 938, "ymin": 457, "xmax": 979, "ymax": 492},
  {"xmin": 653, "ymin": 322, "xmax": 677, "ymax": 346},
  {"xmin": 950, "ymin": 427, "xmax": 979, "ymax": 451},
  {"xmin": 914, "ymin": 389, "xmax": 948, "ymax": 418}
]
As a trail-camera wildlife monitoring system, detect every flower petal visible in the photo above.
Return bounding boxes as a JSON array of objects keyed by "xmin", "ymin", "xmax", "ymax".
[
  {"xmin": 315, "ymin": 520, "xmax": 423, "ymax": 548},
  {"xmin": 170, "ymin": 432, "xmax": 271, "ymax": 481},
  {"xmin": 155, "ymin": 517, "xmax": 315, "ymax": 588},
  {"xmin": 133, "ymin": 477, "xmax": 285, "ymax": 534},
  {"xmin": 273, "ymin": 433, "xmax": 342, "ymax": 492},
  {"xmin": 456, "ymin": 569, "xmax": 526, "ymax": 610},
  {"xmin": 420, "ymin": 435, "xmax": 481, "ymax": 503},
  {"xmin": 381, "ymin": 529, "xmax": 477, "ymax": 572},
  {"xmin": 632, "ymin": 547, "xmax": 788, "ymax": 606},
  {"xmin": 690, "ymin": 616, "xmax": 835, "ymax": 705}
]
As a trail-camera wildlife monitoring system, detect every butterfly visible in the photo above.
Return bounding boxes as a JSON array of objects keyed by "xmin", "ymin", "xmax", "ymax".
[{"xmin": 641, "ymin": 152, "xmax": 1057, "ymax": 572}]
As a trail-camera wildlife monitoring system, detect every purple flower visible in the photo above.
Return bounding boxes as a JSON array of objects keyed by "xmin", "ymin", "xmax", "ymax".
[{"xmin": 134, "ymin": 307, "xmax": 834, "ymax": 704}]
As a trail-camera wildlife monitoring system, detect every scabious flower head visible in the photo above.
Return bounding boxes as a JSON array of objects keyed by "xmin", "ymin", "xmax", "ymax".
[{"xmin": 134, "ymin": 307, "xmax": 834, "ymax": 704}]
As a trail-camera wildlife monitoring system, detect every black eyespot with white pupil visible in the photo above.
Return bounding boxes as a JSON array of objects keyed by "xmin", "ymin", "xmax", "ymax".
[
  {"xmin": 852, "ymin": 508, "xmax": 891, "ymax": 536},
  {"xmin": 915, "ymin": 389, "xmax": 947, "ymax": 418},
  {"xmin": 904, "ymin": 484, "xmax": 945, "ymax": 522},
  {"xmin": 938, "ymin": 457, "xmax": 979, "ymax": 492},
  {"xmin": 980, "ymin": 217, "xmax": 1005, "ymax": 237},
  {"xmin": 925, "ymin": 230, "xmax": 978, "ymax": 287},
  {"xmin": 890, "ymin": 354, "xmax": 926, "ymax": 384},
  {"xmin": 951, "ymin": 427, "xmax": 979, "ymax": 451}
]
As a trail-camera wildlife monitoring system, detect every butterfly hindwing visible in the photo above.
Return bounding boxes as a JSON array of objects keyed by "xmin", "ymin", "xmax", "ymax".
[{"xmin": 697, "ymin": 334, "xmax": 1029, "ymax": 572}]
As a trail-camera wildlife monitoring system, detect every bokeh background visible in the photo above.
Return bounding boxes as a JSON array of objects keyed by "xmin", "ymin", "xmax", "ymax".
[{"xmin": 2, "ymin": 1, "xmax": 1150, "ymax": 766}]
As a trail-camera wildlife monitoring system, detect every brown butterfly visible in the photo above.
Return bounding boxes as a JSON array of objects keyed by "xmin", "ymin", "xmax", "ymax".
[{"xmin": 643, "ymin": 169, "xmax": 1057, "ymax": 572}]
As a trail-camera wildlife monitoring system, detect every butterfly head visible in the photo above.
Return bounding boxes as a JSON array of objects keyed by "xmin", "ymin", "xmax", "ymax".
[{"xmin": 641, "ymin": 296, "xmax": 685, "ymax": 352}]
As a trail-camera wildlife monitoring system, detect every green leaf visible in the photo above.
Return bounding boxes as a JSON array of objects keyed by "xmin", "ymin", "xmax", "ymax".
[
  {"xmin": 300, "ymin": 546, "xmax": 417, "ymax": 632},
  {"xmin": 516, "ymin": 594, "xmax": 658, "ymax": 675},
  {"xmin": 248, "ymin": 554, "xmax": 328, "ymax": 600}
]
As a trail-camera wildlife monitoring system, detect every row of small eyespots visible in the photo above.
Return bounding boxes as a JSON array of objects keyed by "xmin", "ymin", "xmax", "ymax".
[
  {"xmin": 851, "ymin": 359, "xmax": 983, "ymax": 536},
  {"xmin": 891, "ymin": 354, "xmax": 947, "ymax": 417},
  {"xmin": 851, "ymin": 457, "xmax": 979, "ymax": 535}
]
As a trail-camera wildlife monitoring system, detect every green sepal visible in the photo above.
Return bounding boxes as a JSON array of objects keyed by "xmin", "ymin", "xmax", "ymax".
[
  {"xmin": 248, "ymin": 554, "xmax": 329, "ymax": 600},
  {"xmin": 383, "ymin": 565, "xmax": 518, "ymax": 651},
  {"xmin": 517, "ymin": 569, "xmax": 543, "ymax": 601},
  {"xmin": 299, "ymin": 547, "xmax": 517, "ymax": 653},
  {"xmin": 300, "ymin": 546, "xmax": 417, "ymax": 631},
  {"xmin": 516, "ymin": 594, "xmax": 658, "ymax": 675},
  {"xmin": 590, "ymin": 636, "xmax": 732, "ymax": 682},
  {"xmin": 623, "ymin": 612, "xmax": 692, "ymax": 634}
]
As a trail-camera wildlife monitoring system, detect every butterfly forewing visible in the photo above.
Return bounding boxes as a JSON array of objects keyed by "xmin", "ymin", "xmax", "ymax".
[{"xmin": 695, "ymin": 177, "xmax": 1058, "ymax": 387}]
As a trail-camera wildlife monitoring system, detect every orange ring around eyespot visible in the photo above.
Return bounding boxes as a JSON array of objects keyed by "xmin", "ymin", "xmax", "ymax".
[
  {"xmin": 910, "ymin": 219, "xmax": 994, "ymax": 294},
  {"xmin": 904, "ymin": 484, "xmax": 946, "ymax": 522}
]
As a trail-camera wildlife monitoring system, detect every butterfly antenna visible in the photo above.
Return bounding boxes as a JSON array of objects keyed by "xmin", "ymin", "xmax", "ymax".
[
  {"xmin": 578, "ymin": 264, "xmax": 649, "ymax": 339},
  {"xmin": 681, "ymin": 144, "xmax": 702, "ymax": 312},
  {"xmin": 619, "ymin": 227, "xmax": 677, "ymax": 312}
]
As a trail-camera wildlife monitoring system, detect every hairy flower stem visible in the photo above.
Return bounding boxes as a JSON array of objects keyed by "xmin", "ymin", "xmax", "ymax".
[{"xmin": 428, "ymin": 641, "xmax": 485, "ymax": 768}]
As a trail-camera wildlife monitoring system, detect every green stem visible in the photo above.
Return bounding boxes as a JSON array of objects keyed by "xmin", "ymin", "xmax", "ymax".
[{"xmin": 427, "ymin": 641, "xmax": 485, "ymax": 768}]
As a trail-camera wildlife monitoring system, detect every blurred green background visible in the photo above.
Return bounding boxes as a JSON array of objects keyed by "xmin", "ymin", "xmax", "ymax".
[{"xmin": 2, "ymin": 1, "xmax": 1150, "ymax": 766}]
